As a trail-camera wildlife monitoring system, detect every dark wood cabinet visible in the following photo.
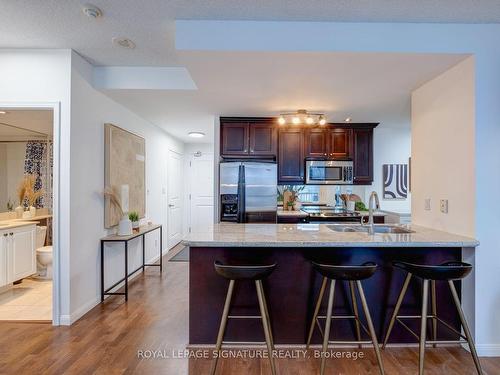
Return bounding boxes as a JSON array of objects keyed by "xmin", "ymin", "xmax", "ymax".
[
  {"xmin": 220, "ymin": 118, "xmax": 277, "ymax": 157},
  {"xmin": 221, "ymin": 122, "xmax": 249, "ymax": 156},
  {"xmin": 305, "ymin": 128, "xmax": 328, "ymax": 158},
  {"xmin": 328, "ymin": 128, "xmax": 352, "ymax": 159},
  {"xmin": 221, "ymin": 117, "xmax": 377, "ymax": 186},
  {"xmin": 278, "ymin": 127, "xmax": 305, "ymax": 183},
  {"xmin": 249, "ymin": 122, "xmax": 277, "ymax": 156},
  {"xmin": 353, "ymin": 127, "xmax": 374, "ymax": 184}
]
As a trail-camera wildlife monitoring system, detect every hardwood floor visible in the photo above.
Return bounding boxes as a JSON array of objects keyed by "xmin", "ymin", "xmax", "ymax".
[{"xmin": 0, "ymin": 253, "xmax": 498, "ymax": 374}]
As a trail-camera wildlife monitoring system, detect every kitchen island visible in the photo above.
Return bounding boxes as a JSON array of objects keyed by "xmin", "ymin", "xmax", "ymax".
[{"xmin": 182, "ymin": 223, "xmax": 478, "ymax": 346}]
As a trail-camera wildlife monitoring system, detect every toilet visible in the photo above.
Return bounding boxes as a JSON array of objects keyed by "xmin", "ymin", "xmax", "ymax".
[{"xmin": 36, "ymin": 226, "xmax": 53, "ymax": 279}]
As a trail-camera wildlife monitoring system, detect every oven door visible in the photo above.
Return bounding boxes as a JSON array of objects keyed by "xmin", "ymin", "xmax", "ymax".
[{"xmin": 306, "ymin": 161, "xmax": 346, "ymax": 184}]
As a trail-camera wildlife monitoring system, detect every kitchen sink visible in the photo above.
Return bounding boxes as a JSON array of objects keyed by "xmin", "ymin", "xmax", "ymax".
[{"xmin": 327, "ymin": 224, "xmax": 414, "ymax": 234}]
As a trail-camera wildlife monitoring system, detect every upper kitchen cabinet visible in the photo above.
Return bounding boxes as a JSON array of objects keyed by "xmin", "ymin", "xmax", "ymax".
[
  {"xmin": 278, "ymin": 127, "xmax": 305, "ymax": 183},
  {"xmin": 220, "ymin": 118, "xmax": 277, "ymax": 158},
  {"xmin": 304, "ymin": 128, "xmax": 328, "ymax": 158},
  {"xmin": 328, "ymin": 128, "xmax": 352, "ymax": 159},
  {"xmin": 249, "ymin": 122, "xmax": 277, "ymax": 156},
  {"xmin": 352, "ymin": 126, "xmax": 374, "ymax": 185}
]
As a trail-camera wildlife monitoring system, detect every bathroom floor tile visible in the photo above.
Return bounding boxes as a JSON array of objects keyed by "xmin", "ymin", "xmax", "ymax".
[{"xmin": 0, "ymin": 278, "xmax": 52, "ymax": 321}]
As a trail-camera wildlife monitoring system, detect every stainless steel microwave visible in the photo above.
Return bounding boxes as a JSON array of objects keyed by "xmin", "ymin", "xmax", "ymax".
[{"xmin": 305, "ymin": 160, "xmax": 354, "ymax": 185}]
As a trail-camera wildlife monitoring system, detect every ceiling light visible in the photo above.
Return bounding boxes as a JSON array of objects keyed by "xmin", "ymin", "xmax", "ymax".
[
  {"xmin": 188, "ymin": 132, "xmax": 205, "ymax": 138},
  {"xmin": 345, "ymin": 117, "xmax": 352, "ymax": 123},
  {"xmin": 277, "ymin": 109, "xmax": 327, "ymax": 126},
  {"xmin": 0, "ymin": 111, "xmax": 7, "ymax": 115},
  {"xmin": 82, "ymin": 4, "xmax": 102, "ymax": 18},
  {"xmin": 112, "ymin": 37, "xmax": 136, "ymax": 49}
]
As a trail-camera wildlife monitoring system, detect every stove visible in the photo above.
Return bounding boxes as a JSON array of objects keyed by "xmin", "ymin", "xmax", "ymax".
[{"xmin": 301, "ymin": 206, "xmax": 362, "ymax": 223}]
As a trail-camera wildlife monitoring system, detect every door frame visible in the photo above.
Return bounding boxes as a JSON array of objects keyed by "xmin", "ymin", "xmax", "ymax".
[
  {"xmin": 0, "ymin": 102, "xmax": 61, "ymax": 325},
  {"xmin": 166, "ymin": 149, "xmax": 183, "ymax": 249}
]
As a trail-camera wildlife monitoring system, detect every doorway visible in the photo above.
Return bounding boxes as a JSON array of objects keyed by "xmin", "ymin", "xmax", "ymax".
[
  {"xmin": 0, "ymin": 107, "xmax": 55, "ymax": 322},
  {"xmin": 167, "ymin": 150, "xmax": 183, "ymax": 248}
]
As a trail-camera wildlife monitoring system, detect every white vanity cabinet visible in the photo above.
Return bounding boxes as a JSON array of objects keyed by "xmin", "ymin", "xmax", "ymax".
[{"xmin": 0, "ymin": 224, "xmax": 36, "ymax": 287}]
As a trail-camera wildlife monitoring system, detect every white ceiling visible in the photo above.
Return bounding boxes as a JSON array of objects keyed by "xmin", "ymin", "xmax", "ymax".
[
  {"xmin": 103, "ymin": 51, "xmax": 468, "ymax": 142},
  {"xmin": 0, "ymin": 110, "xmax": 53, "ymax": 140},
  {"xmin": 0, "ymin": 1, "xmax": 498, "ymax": 66},
  {"xmin": 0, "ymin": 2, "xmax": 477, "ymax": 143}
]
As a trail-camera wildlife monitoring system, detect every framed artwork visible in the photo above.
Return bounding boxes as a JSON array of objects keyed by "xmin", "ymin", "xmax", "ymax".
[
  {"xmin": 104, "ymin": 123, "xmax": 146, "ymax": 228},
  {"xmin": 383, "ymin": 163, "xmax": 408, "ymax": 199}
]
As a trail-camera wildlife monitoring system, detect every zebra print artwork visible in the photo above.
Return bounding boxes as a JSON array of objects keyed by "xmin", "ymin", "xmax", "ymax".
[{"xmin": 383, "ymin": 164, "xmax": 408, "ymax": 199}]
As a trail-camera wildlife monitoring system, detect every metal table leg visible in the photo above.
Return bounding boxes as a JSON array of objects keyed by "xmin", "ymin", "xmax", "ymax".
[
  {"xmin": 100, "ymin": 241, "xmax": 104, "ymax": 302},
  {"xmin": 124, "ymin": 241, "xmax": 129, "ymax": 301}
]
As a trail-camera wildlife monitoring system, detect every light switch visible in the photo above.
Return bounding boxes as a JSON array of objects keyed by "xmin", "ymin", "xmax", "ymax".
[
  {"xmin": 424, "ymin": 199, "xmax": 431, "ymax": 211},
  {"xmin": 440, "ymin": 199, "xmax": 448, "ymax": 214}
]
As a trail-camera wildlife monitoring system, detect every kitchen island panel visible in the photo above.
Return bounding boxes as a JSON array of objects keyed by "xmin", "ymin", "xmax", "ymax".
[{"xmin": 189, "ymin": 246, "xmax": 463, "ymax": 345}]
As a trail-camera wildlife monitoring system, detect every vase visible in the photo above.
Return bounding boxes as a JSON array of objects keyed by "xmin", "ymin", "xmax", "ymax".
[
  {"xmin": 132, "ymin": 221, "xmax": 140, "ymax": 230},
  {"xmin": 22, "ymin": 210, "xmax": 31, "ymax": 219},
  {"xmin": 15, "ymin": 206, "xmax": 24, "ymax": 218},
  {"xmin": 29, "ymin": 206, "xmax": 36, "ymax": 218},
  {"xmin": 118, "ymin": 215, "xmax": 133, "ymax": 236}
]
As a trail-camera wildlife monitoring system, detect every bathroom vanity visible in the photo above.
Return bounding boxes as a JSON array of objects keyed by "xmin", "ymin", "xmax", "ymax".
[{"xmin": 0, "ymin": 222, "xmax": 37, "ymax": 289}]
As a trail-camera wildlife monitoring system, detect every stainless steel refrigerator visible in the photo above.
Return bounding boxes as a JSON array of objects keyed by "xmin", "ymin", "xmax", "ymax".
[{"xmin": 219, "ymin": 161, "xmax": 277, "ymax": 223}]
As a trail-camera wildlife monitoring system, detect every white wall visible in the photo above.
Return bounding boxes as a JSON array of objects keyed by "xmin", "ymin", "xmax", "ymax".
[
  {"xmin": 411, "ymin": 57, "xmax": 475, "ymax": 237},
  {"xmin": 69, "ymin": 52, "xmax": 184, "ymax": 322},
  {"xmin": 0, "ymin": 49, "xmax": 72, "ymax": 323},
  {"xmin": 367, "ymin": 124, "xmax": 412, "ymax": 213}
]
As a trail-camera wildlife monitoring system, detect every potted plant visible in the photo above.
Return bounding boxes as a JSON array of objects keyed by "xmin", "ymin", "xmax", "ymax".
[{"xmin": 129, "ymin": 211, "xmax": 140, "ymax": 230}]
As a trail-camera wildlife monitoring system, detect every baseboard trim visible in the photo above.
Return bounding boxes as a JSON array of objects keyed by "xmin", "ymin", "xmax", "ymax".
[
  {"xmin": 476, "ymin": 344, "xmax": 500, "ymax": 357},
  {"xmin": 61, "ymin": 253, "xmax": 164, "ymax": 326}
]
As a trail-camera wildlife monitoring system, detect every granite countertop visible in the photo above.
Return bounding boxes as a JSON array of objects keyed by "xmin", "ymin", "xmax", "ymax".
[
  {"xmin": 182, "ymin": 223, "xmax": 479, "ymax": 248},
  {"xmin": 0, "ymin": 221, "xmax": 39, "ymax": 230},
  {"xmin": 277, "ymin": 209, "xmax": 309, "ymax": 217}
]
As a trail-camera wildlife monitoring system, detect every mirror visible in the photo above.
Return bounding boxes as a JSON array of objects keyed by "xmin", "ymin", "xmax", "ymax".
[{"xmin": 0, "ymin": 110, "xmax": 53, "ymax": 219}]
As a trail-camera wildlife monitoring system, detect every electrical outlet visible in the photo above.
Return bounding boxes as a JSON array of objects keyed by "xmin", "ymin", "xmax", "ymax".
[
  {"xmin": 440, "ymin": 199, "xmax": 449, "ymax": 214},
  {"xmin": 424, "ymin": 198, "xmax": 431, "ymax": 211}
]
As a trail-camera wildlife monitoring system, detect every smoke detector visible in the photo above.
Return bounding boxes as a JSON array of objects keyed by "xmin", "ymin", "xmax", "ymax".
[
  {"xmin": 82, "ymin": 4, "xmax": 102, "ymax": 18},
  {"xmin": 112, "ymin": 37, "xmax": 136, "ymax": 49}
]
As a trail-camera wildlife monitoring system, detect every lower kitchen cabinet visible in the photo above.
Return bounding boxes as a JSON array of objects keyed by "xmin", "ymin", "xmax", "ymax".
[{"xmin": 0, "ymin": 225, "xmax": 36, "ymax": 287}]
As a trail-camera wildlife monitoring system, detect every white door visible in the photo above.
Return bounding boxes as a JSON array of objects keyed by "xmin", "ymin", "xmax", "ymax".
[
  {"xmin": 0, "ymin": 231, "xmax": 8, "ymax": 287},
  {"xmin": 189, "ymin": 153, "xmax": 214, "ymax": 233},
  {"xmin": 167, "ymin": 150, "xmax": 183, "ymax": 248},
  {"xmin": 11, "ymin": 226, "xmax": 36, "ymax": 281}
]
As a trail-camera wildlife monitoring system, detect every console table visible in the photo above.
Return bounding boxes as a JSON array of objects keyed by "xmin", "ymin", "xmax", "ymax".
[{"xmin": 100, "ymin": 224, "xmax": 162, "ymax": 301}]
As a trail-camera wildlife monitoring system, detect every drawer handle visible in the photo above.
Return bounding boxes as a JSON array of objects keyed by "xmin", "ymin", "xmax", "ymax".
[{"xmin": 9, "ymin": 232, "xmax": 14, "ymax": 236}]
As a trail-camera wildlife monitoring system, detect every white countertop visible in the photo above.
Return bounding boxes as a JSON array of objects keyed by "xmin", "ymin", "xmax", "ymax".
[
  {"xmin": 182, "ymin": 223, "xmax": 478, "ymax": 248},
  {"xmin": 0, "ymin": 221, "xmax": 38, "ymax": 230},
  {"xmin": 277, "ymin": 208, "xmax": 387, "ymax": 217}
]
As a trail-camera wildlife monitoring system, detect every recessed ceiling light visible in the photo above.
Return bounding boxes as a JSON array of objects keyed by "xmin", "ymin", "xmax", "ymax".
[
  {"xmin": 82, "ymin": 4, "xmax": 102, "ymax": 18},
  {"xmin": 188, "ymin": 132, "xmax": 205, "ymax": 138},
  {"xmin": 0, "ymin": 111, "xmax": 7, "ymax": 115},
  {"xmin": 112, "ymin": 37, "xmax": 136, "ymax": 49},
  {"xmin": 345, "ymin": 117, "xmax": 352, "ymax": 123}
]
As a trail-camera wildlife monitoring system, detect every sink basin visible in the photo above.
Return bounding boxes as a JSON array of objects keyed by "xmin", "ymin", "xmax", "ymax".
[{"xmin": 327, "ymin": 224, "xmax": 414, "ymax": 234}]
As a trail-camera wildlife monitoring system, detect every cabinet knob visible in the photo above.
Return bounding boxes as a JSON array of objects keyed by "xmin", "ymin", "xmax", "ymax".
[
  {"xmin": 9, "ymin": 232, "xmax": 13, "ymax": 236},
  {"xmin": 3, "ymin": 233, "xmax": 7, "ymax": 237}
]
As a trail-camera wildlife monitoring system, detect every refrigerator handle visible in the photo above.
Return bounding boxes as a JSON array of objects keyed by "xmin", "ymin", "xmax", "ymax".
[{"xmin": 237, "ymin": 164, "xmax": 246, "ymax": 223}]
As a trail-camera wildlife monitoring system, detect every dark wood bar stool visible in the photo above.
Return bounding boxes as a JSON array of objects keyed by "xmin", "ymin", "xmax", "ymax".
[
  {"xmin": 306, "ymin": 261, "xmax": 385, "ymax": 375},
  {"xmin": 211, "ymin": 261, "xmax": 277, "ymax": 375},
  {"xmin": 383, "ymin": 261, "xmax": 483, "ymax": 375}
]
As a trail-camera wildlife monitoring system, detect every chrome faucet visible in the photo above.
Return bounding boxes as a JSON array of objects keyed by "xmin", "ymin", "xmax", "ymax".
[{"xmin": 362, "ymin": 191, "xmax": 380, "ymax": 235}]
